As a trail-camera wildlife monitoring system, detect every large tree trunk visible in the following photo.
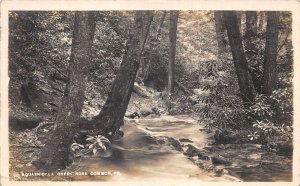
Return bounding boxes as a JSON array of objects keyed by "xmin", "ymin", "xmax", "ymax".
[
  {"xmin": 245, "ymin": 11, "xmax": 261, "ymax": 92},
  {"xmin": 155, "ymin": 11, "xmax": 167, "ymax": 40},
  {"xmin": 92, "ymin": 11, "xmax": 154, "ymax": 136},
  {"xmin": 214, "ymin": 11, "xmax": 226, "ymax": 56},
  {"xmin": 35, "ymin": 12, "xmax": 95, "ymax": 170},
  {"xmin": 167, "ymin": 10, "xmax": 179, "ymax": 94},
  {"xmin": 262, "ymin": 11, "xmax": 280, "ymax": 96},
  {"xmin": 223, "ymin": 11, "xmax": 255, "ymax": 105}
]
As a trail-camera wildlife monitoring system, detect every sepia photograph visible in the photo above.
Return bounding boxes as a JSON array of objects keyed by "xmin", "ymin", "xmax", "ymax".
[{"xmin": 1, "ymin": 0, "xmax": 300, "ymax": 185}]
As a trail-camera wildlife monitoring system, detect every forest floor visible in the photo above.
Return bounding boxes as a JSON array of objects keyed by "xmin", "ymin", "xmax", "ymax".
[{"xmin": 8, "ymin": 84, "xmax": 292, "ymax": 182}]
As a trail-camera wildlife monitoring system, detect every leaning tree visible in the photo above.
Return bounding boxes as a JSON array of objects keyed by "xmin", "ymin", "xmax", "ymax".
[{"xmin": 91, "ymin": 11, "xmax": 154, "ymax": 136}]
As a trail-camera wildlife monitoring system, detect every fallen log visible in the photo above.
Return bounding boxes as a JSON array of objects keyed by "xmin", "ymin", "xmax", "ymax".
[
  {"xmin": 133, "ymin": 83, "xmax": 149, "ymax": 97},
  {"xmin": 9, "ymin": 115, "xmax": 43, "ymax": 130}
]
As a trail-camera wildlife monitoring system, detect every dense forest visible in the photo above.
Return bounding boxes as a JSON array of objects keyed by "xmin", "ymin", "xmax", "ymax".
[{"xmin": 8, "ymin": 10, "xmax": 293, "ymax": 182}]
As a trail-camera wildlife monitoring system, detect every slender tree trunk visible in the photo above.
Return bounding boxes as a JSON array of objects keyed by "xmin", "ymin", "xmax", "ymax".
[
  {"xmin": 88, "ymin": 11, "xmax": 97, "ymax": 41},
  {"xmin": 140, "ymin": 11, "xmax": 166, "ymax": 83},
  {"xmin": 155, "ymin": 11, "xmax": 167, "ymax": 40},
  {"xmin": 92, "ymin": 11, "xmax": 154, "ymax": 136},
  {"xmin": 214, "ymin": 11, "xmax": 226, "ymax": 56},
  {"xmin": 245, "ymin": 11, "xmax": 257, "ymax": 50},
  {"xmin": 245, "ymin": 11, "xmax": 261, "ymax": 92},
  {"xmin": 245, "ymin": 11, "xmax": 257, "ymax": 52},
  {"xmin": 223, "ymin": 11, "xmax": 255, "ymax": 105},
  {"xmin": 167, "ymin": 10, "xmax": 179, "ymax": 94},
  {"xmin": 236, "ymin": 11, "xmax": 242, "ymax": 31},
  {"xmin": 35, "ymin": 12, "xmax": 95, "ymax": 170},
  {"xmin": 262, "ymin": 11, "xmax": 279, "ymax": 95},
  {"xmin": 258, "ymin": 12, "xmax": 265, "ymax": 32}
]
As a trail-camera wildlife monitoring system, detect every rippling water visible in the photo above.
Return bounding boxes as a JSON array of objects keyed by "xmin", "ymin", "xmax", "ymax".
[{"xmin": 66, "ymin": 115, "xmax": 292, "ymax": 182}]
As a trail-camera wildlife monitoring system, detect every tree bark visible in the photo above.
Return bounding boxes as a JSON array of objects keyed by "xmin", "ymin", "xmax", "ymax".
[
  {"xmin": 155, "ymin": 11, "xmax": 167, "ymax": 40},
  {"xmin": 92, "ymin": 11, "xmax": 154, "ymax": 136},
  {"xmin": 245, "ymin": 11, "xmax": 261, "ymax": 92},
  {"xmin": 236, "ymin": 11, "xmax": 242, "ymax": 31},
  {"xmin": 167, "ymin": 10, "xmax": 179, "ymax": 94},
  {"xmin": 88, "ymin": 11, "xmax": 97, "ymax": 42},
  {"xmin": 35, "ymin": 12, "xmax": 95, "ymax": 170},
  {"xmin": 262, "ymin": 11, "xmax": 279, "ymax": 95},
  {"xmin": 214, "ymin": 11, "xmax": 226, "ymax": 56},
  {"xmin": 258, "ymin": 12, "xmax": 265, "ymax": 32},
  {"xmin": 223, "ymin": 11, "xmax": 255, "ymax": 105},
  {"xmin": 245, "ymin": 11, "xmax": 257, "ymax": 50}
]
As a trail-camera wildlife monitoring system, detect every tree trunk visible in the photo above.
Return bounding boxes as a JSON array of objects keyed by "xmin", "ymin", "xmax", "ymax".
[
  {"xmin": 155, "ymin": 11, "xmax": 167, "ymax": 40},
  {"xmin": 258, "ymin": 12, "xmax": 265, "ymax": 32},
  {"xmin": 35, "ymin": 12, "xmax": 95, "ymax": 170},
  {"xmin": 167, "ymin": 10, "xmax": 179, "ymax": 94},
  {"xmin": 245, "ymin": 11, "xmax": 261, "ymax": 92},
  {"xmin": 223, "ymin": 11, "xmax": 255, "ymax": 105},
  {"xmin": 214, "ymin": 11, "xmax": 226, "ymax": 56},
  {"xmin": 88, "ymin": 11, "xmax": 97, "ymax": 41},
  {"xmin": 262, "ymin": 11, "xmax": 279, "ymax": 96},
  {"xmin": 245, "ymin": 11, "xmax": 257, "ymax": 50},
  {"xmin": 92, "ymin": 11, "xmax": 154, "ymax": 136},
  {"xmin": 236, "ymin": 11, "xmax": 242, "ymax": 31}
]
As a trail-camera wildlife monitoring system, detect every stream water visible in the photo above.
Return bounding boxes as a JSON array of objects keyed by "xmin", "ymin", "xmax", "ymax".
[{"xmin": 66, "ymin": 115, "xmax": 292, "ymax": 182}]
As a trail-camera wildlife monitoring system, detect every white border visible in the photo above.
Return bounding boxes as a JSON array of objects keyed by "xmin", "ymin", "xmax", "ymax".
[{"xmin": 1, "ymin": 0, "xmax": 300, "ymax": 185}]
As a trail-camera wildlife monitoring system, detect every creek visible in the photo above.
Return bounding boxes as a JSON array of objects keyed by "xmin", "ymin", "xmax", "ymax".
[{"xmin": 66, "ymin": 115, "xmax": 292, "ymax": 182}]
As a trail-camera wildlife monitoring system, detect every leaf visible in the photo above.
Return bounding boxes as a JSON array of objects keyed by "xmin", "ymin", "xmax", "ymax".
[
  {"xmin": 71, "ymin": 142, "xmax": 84, "ymax": 149},
  {"xmin": 92, "ymin": 148, "xmax": 97, "ymax": 154},
  {"xmin": 96, "ymin": 138, "xmax": 101, "ymax": 143},
  {"xmin": 100, "ymin": 138, "xmax": 110, "ymax": 143},
  {"xmin": 78, "ymin": 144, "xmax": 84, "ymax": 148},
  {"xmin": 89, "ymin": 143, "xmax": 95, "ymax": 149},
  {"xmin": 86, "ymin": 137, "xmax": 95, "ymax": 141},
  {"xmin": 99, "ymin": 143, "xmax": 107, "ymax": 151}
]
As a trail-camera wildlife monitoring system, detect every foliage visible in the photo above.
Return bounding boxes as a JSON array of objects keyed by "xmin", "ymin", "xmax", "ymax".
[
  {"xmin": 166, "ymin": 93, "xmax": 197, "ymax": 114},
  {"xmin": 250, "ymin": 119, "xmax": 292, "ymax": 149},
  {"xmin": 198, "ymin": 56, "xmax": 246, "ymax": 130},
  {"xmin": 246, "ymin": 91, "xmax": 292, "ymax": 149},
  {"xmin": 247, "ymin": 94, "xmax": 273, "ymax": 120},
  {"xmin": 86, "ymin": 135, "xmax": 110, "ymax": 154},
  {"xmin": 244, "ymin": 32, "xmax": 266, "ymax": 92},
  {"xmin": 71, "ymin": 135, "xmax": 110, "ymax": 156},
  {"xmin": 270, "ymin": 88, "xmax": 293, "ymax": 122},
  {"xmin": 9, "ymin": 11, "xmax": 73, "ymax": 82},
  {"xmin": 195, "ymin": 12, "xmax": 293, "ymax": 152}
]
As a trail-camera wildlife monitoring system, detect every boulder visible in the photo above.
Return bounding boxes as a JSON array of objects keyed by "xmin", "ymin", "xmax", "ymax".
[
  {"xmin": 210, "ymin": 154, "xmax": 232, "ymax": 166},
  {"xmin": 140, "ymin": 110, "xmax": 154, "ymax": 117},
  {"xmin": 185, "ymin": 144, "xmax": 200, "ymax": 157},
  {"xmin": 179, "ymin": 138, "xmax": 193, "ymax": 143},
  {"xmin": 125, "ymin": 112, "xmax": 140, "ymax": 119},
  {"xmin": 214, "ymin": 130, "xmax": 242, "ymax": 144},
  {"xmin": 164, "ymin": 137, "xmax": 183, "ymax": 152}
]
